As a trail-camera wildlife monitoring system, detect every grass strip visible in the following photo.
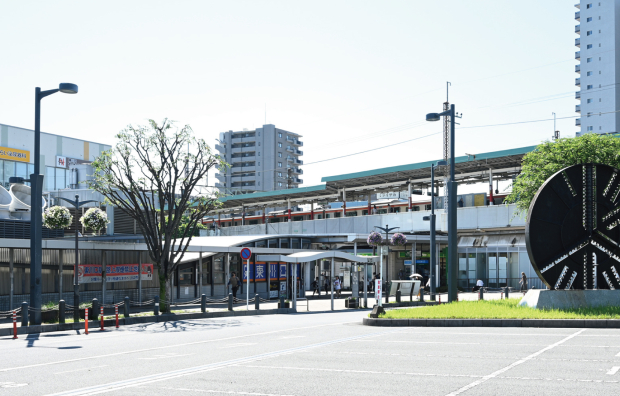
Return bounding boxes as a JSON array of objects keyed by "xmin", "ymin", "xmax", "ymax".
[{"xmin": 380, "ymin": 298, "xmax": 620, "ymax": 319}]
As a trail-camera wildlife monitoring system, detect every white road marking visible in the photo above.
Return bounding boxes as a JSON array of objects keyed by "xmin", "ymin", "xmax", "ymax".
[
  {"xmin": 338, "ymin": 351, "xmax": 618, "ymax": 363},
  {"xmin": 137, "ymin": 353, "xmax": 194, "ymax": 360},
  {"xmin": 43, "ymin": 330, "xmax": 398, "ymax": 396},
  {"xmin": 616, "ymin": 351, "xmax": 620, "ymax": 357},
  {"xmin": 153, "ymin": 387, "xmax": 294, "ymax": 396},
  {"xmin": 607, "ymin": 367, "xmax": 620, "ymax": 375},
  {"xmin": 353, "ymin": 339, "xmax": 620, "ymax": 348},
  {"xmin": 0, "ymin": 321, "xmax": 359, "ymax": 373},
  {"xmin": 219, "ymin": 343, "xmax": 256, "ymax": 349},
  {"xmin": 444, "ymin": 329, "xmax": 586, "ymax": 396},
  {"xmin": 54, "ymin": 365, "xmax": 109, "ymax": 375},
  {"xmin": 0, "ymin": 382, "xmax": 28, "ymax": 388},
  {"xmin": 280, "ymin": 336, "xmax": 305, "ymax": 339}
]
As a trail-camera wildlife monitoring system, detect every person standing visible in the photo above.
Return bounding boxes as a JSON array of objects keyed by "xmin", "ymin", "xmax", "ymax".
[
  {"xmin": 519, "ymin": 272, "xmax": 528, "ymax": 292},
  {"xmin": 228, "ymin": 272, "xmax": 240, "ymax": 298},
  {"xmin": 312, "ymin": 277, "xmax": 319, "ymax": 296},
  {"xmin": 334, "ymin": 277, "xmax": 342, "ymax": 298}
]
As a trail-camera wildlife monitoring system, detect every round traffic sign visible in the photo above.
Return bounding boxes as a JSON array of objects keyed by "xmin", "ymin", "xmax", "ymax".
[{"xmin": 240, "ymin": 247, "xmax": 252, "ymax": 260}]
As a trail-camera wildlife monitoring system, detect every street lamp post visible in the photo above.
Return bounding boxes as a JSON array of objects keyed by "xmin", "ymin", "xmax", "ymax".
[
  {"xmin": 424, "ymin": 160, "xmax": 447, "ymax": 301},
  {"xmin": 58, "ymin": 195, "xmax": 96, "ymax": 323},
  {"xmin": 426, "ymin": 104, "xmax": 461, "ymax": 303},
  {"xmin": 29, "ymin": 83, "xmax": 78, "ymax": 325},
  {"xmin": 374, "ymin": 225, "xmax": 399, "ymax": 305}
]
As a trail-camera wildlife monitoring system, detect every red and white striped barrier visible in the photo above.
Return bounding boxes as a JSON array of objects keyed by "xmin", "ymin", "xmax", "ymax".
[
  {"xmin": 100, "ymin": 306, "xmax": 104, "ymax": 331},
  {"xmin": 115, "ymin": 306, "xmax": 119, "ymax": 328},
  {"xmin": 438, "ymin": 295, "xmax": 441, "ymax": 304},
  {"xmin": 12, "ymin": 310, "xmax": 17, "ymax": 339},
  {"xmin": 85, "ymin": 308, "xmax": 89, "ymax": 335}
]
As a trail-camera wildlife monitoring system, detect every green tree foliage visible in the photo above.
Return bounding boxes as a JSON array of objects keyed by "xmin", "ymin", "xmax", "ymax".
[
  {"xmin": 504, "ymin": 133, "xmax": 620, "ymax": 217},
  {"xmin": 87, "ymin": 119, "xmax": 227, "ymax": 311}
]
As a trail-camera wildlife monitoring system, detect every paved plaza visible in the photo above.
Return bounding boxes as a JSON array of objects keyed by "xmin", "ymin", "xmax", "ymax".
[{"xmin": 0, "ymin": 308, "xmax": 619, "ymax": 395}]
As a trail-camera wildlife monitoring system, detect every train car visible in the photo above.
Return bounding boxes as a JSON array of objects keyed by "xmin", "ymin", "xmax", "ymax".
[{"xmin": 206, "ymin": 192, "xmax": 509, "ymax": 228}]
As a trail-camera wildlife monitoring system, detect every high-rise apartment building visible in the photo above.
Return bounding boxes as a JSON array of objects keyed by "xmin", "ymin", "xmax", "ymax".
[
  {"xmin": 575, "ymin": 1, "xmax": 620, "ymax": 136},
  {"xmin": 215, "ymin": 124, "xmax": 303, "ymax": 195}
]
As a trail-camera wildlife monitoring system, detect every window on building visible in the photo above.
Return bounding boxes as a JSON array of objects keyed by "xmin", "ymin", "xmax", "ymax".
[
  {"xmin": 587, "ymin": 126, "xmax": 594, "ymax": 131},
  {"xmin": 587, "ymin": 112, "xmax": 592, "ymax": 117},
  {"xmin": 587, "ymin": 57, "xmax": 593, "ymax": 62},
  {"xmin": 587, "ymin": 71, "xmax": 593, "ymax": 76},
  {"xmin": 587, "ymin": 85, "xmax": 593, "ymax": 89},
  {"xmin": 278, "ymin": 162, "xmax": 282, "ymax": 167},
  {"xmin": 278, "ymin": 172, "xmax": 282, "ymax": 177},
  {"xmin": 278, "ymin": 133, "xmax": 282, "ymax": 138},
  {"xmin": 587, "ymin": 98, "xmax": 592, "ymax": 103},
  {"xmin": 586, "ymin": 3, "xmax": 592, "ymax": 8},
  {"xmin": 278, "ymin": 143, "xmax": 282, "ymax": 148},
  {"xmin": 278, "ymin": 152, "xmax": 282, "ymax": 157},
  {"xmin": 587, "ymin": 31, "xmax": 593, "ymax": 36},
  {"xmin": 587, "ymin": 44, "xmax": 593, "ymax": 49},
  {"xmin": 278, "ymin": 182, "xmax": 282, "ymax": 187},
  {"xmin": 587, "ymin": 17, "xmax": 592, "ymax": 22}
]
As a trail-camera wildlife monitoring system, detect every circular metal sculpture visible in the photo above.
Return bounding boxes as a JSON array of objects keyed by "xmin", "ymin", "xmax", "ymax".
[{"xmin": 526, "ymin": 163, "xmax": 620, "ymax": 290}]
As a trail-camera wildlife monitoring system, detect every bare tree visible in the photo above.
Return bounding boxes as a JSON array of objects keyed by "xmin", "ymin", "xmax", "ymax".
[{"xmin": 88, "ymin": 119, "xmax": 226, "ymax": 311}]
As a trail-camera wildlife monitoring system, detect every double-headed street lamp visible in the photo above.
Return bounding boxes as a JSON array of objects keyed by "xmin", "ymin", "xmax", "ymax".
[
  {"xmin": 426, "ymin": 104, "xmax": 460, "ymax": 303},
  {"xmin": 58, "ymin": 195, "xmax": 97, "ymax": 323},
  {"xmin": 374, "ymin": 224, "xmax": 399, "ymax": 306},
  {"xmin": 29, "ymin": 83, "xmax": 78, "ymax": 325},
  {"xmin": 423, "ymin": 160, "xmax": 447, "ymax": 301}
]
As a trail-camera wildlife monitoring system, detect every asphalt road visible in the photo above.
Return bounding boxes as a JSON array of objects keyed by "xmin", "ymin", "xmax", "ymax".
[{"xmin": 0, "ymin": 310, "xmax": 619, "ymax": 395}]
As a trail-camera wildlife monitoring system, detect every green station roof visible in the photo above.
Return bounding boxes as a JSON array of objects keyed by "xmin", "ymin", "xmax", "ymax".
[{"xmin": 216, "ymin": 144, "xmax": 537, "ymax": 211}]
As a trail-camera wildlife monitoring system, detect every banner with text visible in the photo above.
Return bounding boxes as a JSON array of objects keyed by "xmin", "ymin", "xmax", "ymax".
[{"xmin": 78, "ymin": 264, "xmax": 154, "ymax": 283}]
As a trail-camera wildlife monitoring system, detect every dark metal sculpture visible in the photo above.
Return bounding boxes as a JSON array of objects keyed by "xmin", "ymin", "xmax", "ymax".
[{"xmin": 526, "ymin": 163, "xmax": 620, "ymax": 290}]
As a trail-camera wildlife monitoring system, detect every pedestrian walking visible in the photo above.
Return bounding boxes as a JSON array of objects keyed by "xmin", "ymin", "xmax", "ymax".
[
  {"xmin": 334, "ymin": 277, "xmax": 342, "ymax": 298},
  {"xmin": 312, "ymin": 277, "xmax": 320, "ymax": 295},
  {"xmin": 519, "ymin": 272, "xmax": 528, "ymax": 291},
  {"xmin": 228, "ymin": 272, "xmax": 240, "ymax": 298},
  {"xmin": 372, "ymin": 205, "xmax": 378, "ymax": 215}
]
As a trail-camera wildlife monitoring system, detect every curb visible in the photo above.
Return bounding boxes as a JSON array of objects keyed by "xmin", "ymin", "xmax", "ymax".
[
  {"xmin": 362, "ymin": 318, "xmax": 620, "ymax": 328},
  {"xmin": 0, "ymin": 308, "xmax": 295, "ymax": 337},
  {"xmin": 382, "ymin": 301, "xmax": 440, "ymax": 308}
]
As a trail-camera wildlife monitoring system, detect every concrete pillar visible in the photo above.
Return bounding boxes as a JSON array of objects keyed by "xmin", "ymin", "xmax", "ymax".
[
  {"xmin": 293, "ymin": 264, "xmax": 297, "ymax": 311},
  {"xmin": 310, "ymin": 202, "xmax": 314, "ymax": 220},
  {"xmin": 225, "ymin": 254, "xmax": 230, "ymax": 295},
  {"xmin": 330, "ymin": 257, "xmax": 334, "ymax": 311},
  {"xmin": 408, "ymin": 180, "xmax": 412, "ymax": 211},
  {"xmin": 199, "ymin": 252, "xmax": 203, "ymax": 295},
  {"xmin": 242, "ymin": 205, "xmax": 245, "ymax": 225},
  {"xmin": 287, "ymin": 199, "xmax": 291, "ymax": 222},
  {"xmin": 9, "ymin": 248, "xmax": 14, "ymax": 310},
  {"xmin": 489, "ymin": 168, "xmax": 494, "ymax": 205},
  {"xmin": 106, "ymin": 205, "xmax": 114, "ymax": 236},
  {"xmin": 342, "ymin": 189, "xmax": 347, "ymax": 217},
  {"xmin": 367, "ymin": 194, "xmax": 371, "ymax": 215}
]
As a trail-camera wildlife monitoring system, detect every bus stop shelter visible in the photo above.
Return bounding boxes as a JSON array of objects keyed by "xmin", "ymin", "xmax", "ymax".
[{"xmin": 257, "ymin": 251, "xmax": 379, "ymax": 311}]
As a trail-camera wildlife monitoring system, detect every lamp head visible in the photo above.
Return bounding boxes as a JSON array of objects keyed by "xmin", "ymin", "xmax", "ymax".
[
  {"xmin": 426, "ymin": 113, "xmax": 441, "ymax": 122},
  {"xmin": 59, "ymin": 83, "xmax": 78, "ymax": 94}
]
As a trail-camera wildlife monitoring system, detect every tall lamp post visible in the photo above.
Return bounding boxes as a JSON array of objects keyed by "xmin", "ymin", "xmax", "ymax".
[
  {"xmin": 25, "ymin": 83, "xmax": 78, "ymax": 325},
  {"xmin": 374, "ymin": 225, "xmax": 399, "ymax": 305},
  {"xmin": 423, "ymin": 160, "xmax": 447, "ymax": 301},
  {"xmin": 426, "ymin": 104, "xmax": 461, "ymax": 303},
  {"xmin": 58, "ymin": 195, "xmax": 97, "ymax": 323}
]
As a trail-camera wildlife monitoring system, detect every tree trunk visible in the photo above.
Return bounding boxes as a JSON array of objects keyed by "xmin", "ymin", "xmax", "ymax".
[{"xmin": 159, "ymin": 273, "xmax": 168, "ymax": 312}]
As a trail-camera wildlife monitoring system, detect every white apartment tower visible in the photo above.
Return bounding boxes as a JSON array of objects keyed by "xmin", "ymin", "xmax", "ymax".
[
  {"xmin": 215, "ymin": 124, "xmax": 303, "ymax": 195},
  {"xmin": 575, "ymin": 1, "xmax": 620, "ymax": 136}
]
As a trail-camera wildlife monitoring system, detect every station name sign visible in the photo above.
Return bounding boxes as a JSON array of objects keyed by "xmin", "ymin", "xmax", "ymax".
[{"xmin": 0, "ymin": 146, "xmax": 29, "ymax": 163}]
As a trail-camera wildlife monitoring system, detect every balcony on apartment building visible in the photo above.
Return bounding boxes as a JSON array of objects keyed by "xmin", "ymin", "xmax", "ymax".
[
  {"xmin": 294, "ymin": 158, "xmax": 303, "ymax": 165},
  {"xmin": 575, "ymin": 38, "xmax": 580, "ymax": 47},
  {"xmin": 575, "ymin": 25, "xmax": 580, "ymax": 34},
  {"xmin": 286, "ymin": 136, "xmax": 303, "ymax": 146},
  {"xmin": 575, "ymin": 11, "xmax": 580, "ymax": 21},
  {"xmin": 215, "ymin": 143, "xmax": 225, "ymax": 152},
  {"xmin": 575, "ymin": 64, "xmax": 580, "ymax": 73},
  {"xmin": 231, "ymin": 175, "xmax": 256, "ymax": 183},
  {"xmin": 576, "ymin": 118, "xmax": 581, "ymax": 126},
  {"xmin": 575, "ymin": 77, "xmax": 581, "ymax": 86},
  {"xmin": 576, "ymin": 91, "xmax": 581, "ymax": 100},
  {"xmin": 576, "ymin": 104, "xmax": 581, "ymax": 113},
  {"xmin": 575, "ymin": 51, "xmax": 580, "ymax": 60}
]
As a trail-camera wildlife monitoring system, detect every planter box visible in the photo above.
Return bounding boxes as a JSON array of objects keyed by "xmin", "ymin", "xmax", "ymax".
[
  {"xmin": 345, "ymin": 300, "xmax": 358, "ymax": 308},
  {"xmin": 278, "ymin": 303, "xmax": 290, "ymax": 308}
]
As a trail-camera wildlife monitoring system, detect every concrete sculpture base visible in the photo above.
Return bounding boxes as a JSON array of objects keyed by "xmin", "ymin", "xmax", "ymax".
[{"xmin": 519, "ymin": 289, "xmax": 620, "ymax": 310}]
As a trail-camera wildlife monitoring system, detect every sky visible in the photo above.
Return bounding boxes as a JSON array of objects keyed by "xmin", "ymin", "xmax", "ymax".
[{"xmin": 0, "ymin": 1, "xmax": 578, "ymax": 194}]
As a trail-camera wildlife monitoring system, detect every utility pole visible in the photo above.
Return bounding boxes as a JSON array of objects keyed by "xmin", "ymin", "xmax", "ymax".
[
  {"xmin": 443, "ymin": 82, "xmax": 451, "ymax": 213},
  {"xmin": 552, "ymin": 112, "xmax": 560, "ymax": 141}
]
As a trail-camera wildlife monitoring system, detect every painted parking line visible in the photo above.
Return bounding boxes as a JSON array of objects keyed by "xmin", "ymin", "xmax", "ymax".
[
  {"xmin": 0, "ymin": 321, "xmax": 360, "ymax": 373},
  {"xmin": 445, "ymin": 329, "xmax": 585, "ymax": 396},
  {"xmin": 150, "ymin": 386, "xmax": 294, "ymax": 396},
  {"xmin": 43, "ymin": 329, "xmax": 399, "ymax": 395},
  {"xmin": 137, "ymin": 353, "xmax": 195, "ymax": 360},
  {"xmin": 219, "ymin": 343, "xmax": 256, "ymax": 349},
  {"xmin": 607, "ymin": 367, "xmax": 620, "ymax": 375}
]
